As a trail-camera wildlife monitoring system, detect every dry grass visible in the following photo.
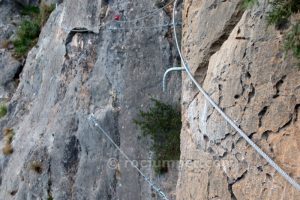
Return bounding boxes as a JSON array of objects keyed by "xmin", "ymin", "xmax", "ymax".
[
  {"xmin": 30, "ymin": 161, "xmax": 43, "ymax": 174},
  {"xmin": 2, "ymin": 128, "xmax": 14, "ymax": 156},
  {"xmin": 1, "ymin": 40, "xmax": 11, "ymax": 49},
  {"xmin": 2, "ymin": 143, "xmax": 13, "ymax": 155}
]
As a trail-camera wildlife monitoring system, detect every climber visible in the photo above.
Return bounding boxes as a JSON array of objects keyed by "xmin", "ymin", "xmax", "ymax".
[
  {"xmin": 112, "ymin": 14, "xmax": 122, "ymax": 31},
  {"xmin": 114, "ymin": 14, "xmax": 121, "ymax": 21}
]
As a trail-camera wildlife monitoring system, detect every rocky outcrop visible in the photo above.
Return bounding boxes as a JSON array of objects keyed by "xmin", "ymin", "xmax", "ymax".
[
  {"xmin": 0, "ymin": 0, "xmax": 181, "ymax": 199},
  {"xmin": 177, "ymin": 0, "xmax": 300, "ymax": 199},
  {"xmin": 0, "ymin": 51, "xmax": 21, "ymax": 99},
  {"xmin": 0, "ymin": 0, "xmax": 22, "ymax": 100}
]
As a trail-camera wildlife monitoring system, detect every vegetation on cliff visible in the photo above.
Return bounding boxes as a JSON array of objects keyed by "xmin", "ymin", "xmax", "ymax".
[
  {"xmin": 13, "ymin": 3, "xmax": 55, "ymax": 58},
  {"xmin": 245, "ymin": 0, "xmax": 300, "ymax": 63},
  {"xmin": 2, "ymin": 128, "xmax": 14, "ymax": 156},
  {"xmin": 134, "ymin": 99, "xmax": 181, "ymax": 174},
  {"xmin": 0, "ymin": 104, "xmax": 7, "ymax": 119}
]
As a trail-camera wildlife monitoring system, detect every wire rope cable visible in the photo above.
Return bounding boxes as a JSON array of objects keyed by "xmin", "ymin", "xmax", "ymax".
[
  {"xmin": 172, "ymin": 0, "xmax": 300, "ymax": 192},
  {"xmin": 88, "ymin": 114, "xmax": 169, "ymax": 200},
  {"xmin": 108, "ymin": 22, "xmax": 181, "ymax": 30},
  {"xmin": 65, "ymin": 0, "xmax": 176, "ymax": 34},
  {"xmin": 114, "ymin": 0, "xmax": 174, "ymax": 23},
  {"xmin": 67, "ymin": 0, "xmax": 174, "ymax": 33}
]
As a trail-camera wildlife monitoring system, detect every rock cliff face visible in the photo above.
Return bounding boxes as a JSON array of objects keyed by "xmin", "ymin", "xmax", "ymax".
[
  {"xmin": 177, "ymin": 0, "xmax": 300, "ymax": 199},
  {"xmin": 0, "ymin": 0, "xmax": 181, "ymax": 199},
  {"xmin": 2, "ymin": 0, "xmax": 300, "ymax": 199},
  {"xmin": 0, "ymin": 0, "xmax": 21, "ymax": 100}
]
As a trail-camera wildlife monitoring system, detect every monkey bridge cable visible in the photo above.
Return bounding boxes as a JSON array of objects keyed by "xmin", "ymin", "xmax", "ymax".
[
  {"xmin": 67, "ymin": 0, "xmax": 175, "ymax": 33},
  {"xmin": 171, "ymin": 0, "xmax": 300, "ymax": 191},
  {"xmin": 113, "ymin": 0, "xmax": 175, "ymax": 23},
  {"xmin": 88, "ymin": 114, "xmax": 169, "ymax": 200}
]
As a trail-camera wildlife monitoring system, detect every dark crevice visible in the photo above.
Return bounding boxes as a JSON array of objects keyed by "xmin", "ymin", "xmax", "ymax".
[
  {"xmin": 261, "ymin": 130, "xmax": 272, "ymax": 141},
  {"xmin": 293, "ymin": 104, "xmax": 300, "ymax": 122},
  {"xmin": 227, "ymin": 180, "xmax": 237, "ymax": 200},
  {"xmin": 247, "ymin": 84, "xmax": 255, "ymax": 104},
  {"xmin": 100, "ymin": 0, "xmax": 109, "ymax": 20},
  {"xmin": 273, "ymin": 75, "xmax": 286, "ymax": 98},
  {"xmin": 186, "ymin": 91, "xmax": 200, "ymax": 109},
  {"xmin": 165, "ymin": 27, "xmax": 174, "ymax": 67},
  {"xmin": 207, "ymin": 178, "xmax": 210, "ymax": 199},
  {"xmin": 10, "ymin": 190, "xmax": 18, "ymax": 196},
  {"xmin": 238, "ymin": 74, "xmax": 245, "ymax": 98},
  {"xmin": 245, "ymin": 71, "xmax": 251, "ymax": 78},
  {"xmin": 203, "ymin": 135, "xmax": 209, "ymax": 151},
  {"xmin": 47, "ymin": 157, "xmax": 53, "ymax": 200},
  {"xmin": 277, "ymin": 115, "xmax": 293, "ymax": 132},
  {"xmin": 227, "ymin": 170, "xmax": 247, "ymax": 200},
  {"xmin": 206, "ymin": 108, "xmax": 214, "ymax": 122},
  {"xmin": 2, "ymin": 59, "xmax": 25, "ymax": 98},
  {"xmin": 257, "ymin": 166, "xmax": 263, "ymax": 172},
  {"xmin": 218, "ymin": 84, "xmax": 223, "ymax": 106},
  {"xmin": 219, "ymin": 151, "xmax": 228, "ymax": 159},
  {"xmin": 248, "ymin": 132, "xmax": 256, "ymax": 140},
  {"xmin": 258, "ymin": 106, "xmax": 268, "ymax": 127},
  {"xmin": 266, "ymin": 173, "xmax": 273, "ymax": 181},
  {"xmin": 194, "ymin": 4, "xmax": 245, "ymax": 85},
  {"xmin": 12, "ymin": 62, "xmax": 24, "ymax": 83}
]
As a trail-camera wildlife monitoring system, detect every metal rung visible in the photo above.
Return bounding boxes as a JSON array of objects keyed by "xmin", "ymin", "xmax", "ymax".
[{"xmin": 163, "ymin": 67, "xmax": 185, "ymax": 92}]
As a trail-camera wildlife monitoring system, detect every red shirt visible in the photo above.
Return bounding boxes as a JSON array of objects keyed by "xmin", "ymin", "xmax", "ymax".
[{"xmin": 114, "ymin": 15, "xmax": 121, "ymax": 21}]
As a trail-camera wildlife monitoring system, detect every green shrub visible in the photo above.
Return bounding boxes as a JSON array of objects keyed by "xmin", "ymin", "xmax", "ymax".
[
  {"xmin": 285, "ymin": 23, "xmax": 300, "ymax": 60},
  {"xmin": 244, "ymin": 0, "xmax": 300, "ymax": 63},
  {"xmin": 266, "ymin": 0, "xmax": 300, "ymax": 63},
  {"xmin": 21, "ymin": 5, "xmax": 40, "ymax": 16},
  {"xmin": 267, "ymin": 0, "xmax": 299, "ymax": 26},
  {"xmin": 134, "ymin": 99, "xmax": 181, "ymax": 174},
  {"xmin": 12, "ymin": 2, "xmax": 55, "ymax": 58},
  {"xmin": 13, "ymin": 20, "xmax": 40, "ymax": 57},
  {"xmin": 0, "ymin": 104, "xmax": 7, "ymax": 119},
  {"xmin": 242, "ymin": 0, "xmax": 258, "ymax": 9}
]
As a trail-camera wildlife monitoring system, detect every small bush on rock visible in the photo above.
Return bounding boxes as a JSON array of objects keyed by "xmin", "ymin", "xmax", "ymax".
[
  {"xmin": 13, "ymin": 20, "xmax": 40, "ymax": 57},
  {"xmin": 20, "ymin": 5, "xmax": 40, "ymax": 16},
  {"xmin": 267, "ymin": 0, "xmax": 300, "ymax": 27},
  {"xmin": 242, "ymin": 0, "xmax": 258, "ymax": 9},
  {"xmin": 267, "ymin": 0, "xmax": 300, "ymax": 63},
  {"xmin": 2, "ymin": 144, "xmax": 14, "ymax": 155},
  {"xmin": 0, "ymin": 104, "xmax": 7, "ymax": 119},
  {"xmin": 2, "ymin": 128, "xmax": 14, "ymax": 156},
  {"xmin": 134, "ymin": 99, "xmax": 181, "ymax": 174},
  {"xmin": 285, "ymin": 23, "xmax": 300, "ymax": 60},
  {"xmin": 12, "ymin": 2, "xmax": 55, "ymax": 58},
  {"xmin": 245, "ymin": 0, "xmax": 300, "ymax": 63}
]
